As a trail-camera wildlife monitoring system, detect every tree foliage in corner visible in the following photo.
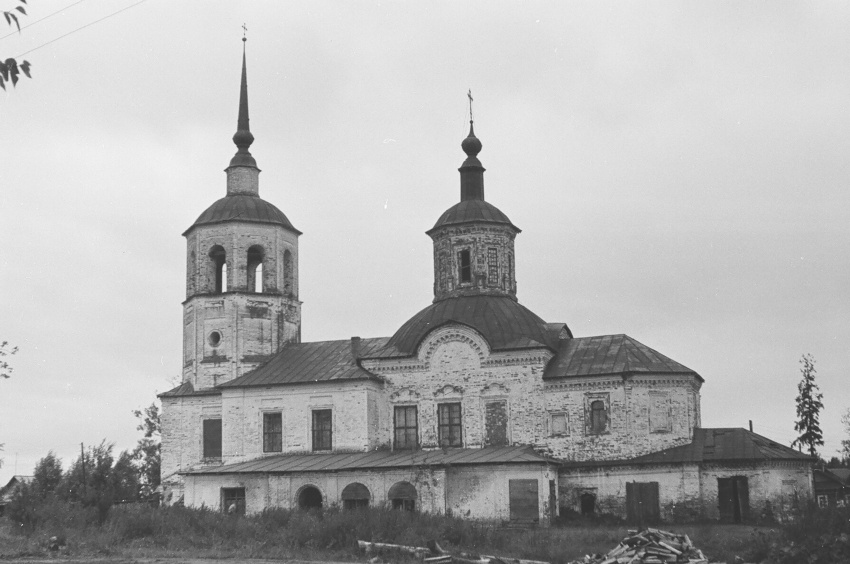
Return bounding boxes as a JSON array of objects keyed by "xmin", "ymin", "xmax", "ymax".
[
  {"xmin": 132, "ymin": 402, "xmax": 161, "ymax": 500},
  {"xmin": 841, "ymin": 408, "xmax": 850, "ymax": 464},
  {"xmin": 1, "ymin": 0, "xmax": 32, "ymax": 90},
  {"xmin": 791, "ymin": 353, "xmax": 824, "ymax": 457},
  {"xmin": 0, "ymin": 340, "xmax": 18, "ymax": 378}
]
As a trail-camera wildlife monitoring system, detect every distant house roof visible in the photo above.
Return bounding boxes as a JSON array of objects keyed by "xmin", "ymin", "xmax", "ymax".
[
  {"xmin": 185, "ymin": 445, "xmax": 551, "ymax": 475},
  {"xmin": 184, "ymin": 194, "xmax": 301, "ymax": 236},
  {"xmin": 217, "ymin": 337, "xmax": 388, "ymax": 389},
  {"xmin": 0, "ymin": 476, "xmax": 33, "ymax": 503},
  {"xmin": 828, "ymin": 468, "xmax": 850, "ymax": 483},
  {"xmin": 544, "ymin": 334, "xmax": 701, "ymax": 381},
  {"xmin": 371, "ymin": 295, "xmax": 568, "ymax": 358},
  {"xmin": 561, "ymin": 428, "xmax": 813, "ymax": 469}
]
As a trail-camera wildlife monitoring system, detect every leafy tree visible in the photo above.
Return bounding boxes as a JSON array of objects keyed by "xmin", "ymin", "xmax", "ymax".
[
  {"xmin": 791, "ymin": 353, "xmax": 824, "ymax": 457},
  {"xmin": 0, "ymin": 340, "xmax": 18, "ymax": 378},
  {"xmin": 132, "ymin": 402, "xmax": 161, "ymax": 500},
  {"xmin": 841, "ymin": 408, "xmax": 850, "ymax": 463},
  {"xmin": 60, "ymin": 441, "xmax": 139, "ymax": 522},
  {"xmin": 32, "ymin": 450, "xmax": 63, "ymax": 496},
  {"xmin": 1, "ymin": 0, "xmax": 32, "ymax": 90}
]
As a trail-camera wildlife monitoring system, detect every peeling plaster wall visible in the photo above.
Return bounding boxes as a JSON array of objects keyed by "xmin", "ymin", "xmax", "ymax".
[
  {"xmin": 362, "ymin": 325, "xmax": 552, "ymax": 450},
  {"xmin": 559, "ymin": 460, "xmax": 813, "ymax": 522},
  {"xmin": 446, "ymin": 464, "xmax": 557, "ymax": 525},
  {"xmin": 184, "ymin": 468, "xmax": 447, "ymax": 515},
  {"xmin": 543, "ymin": 375, "xmax": 701, "ymax": 461}
]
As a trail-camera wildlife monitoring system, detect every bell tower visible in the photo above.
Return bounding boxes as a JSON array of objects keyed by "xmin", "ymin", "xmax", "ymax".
[
  {"xmin": 181, "ymin": 38, "xmax": 302, "ymax": 389},
  {"xmin": 426, "ymin": 106, "xmax": 521, "ymax": 303}
]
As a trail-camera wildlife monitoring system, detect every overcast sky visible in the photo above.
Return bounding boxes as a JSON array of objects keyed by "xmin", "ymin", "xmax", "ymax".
[{"xmin": 1, "ymin": 1, "xmax": 848, "ymax": 484}]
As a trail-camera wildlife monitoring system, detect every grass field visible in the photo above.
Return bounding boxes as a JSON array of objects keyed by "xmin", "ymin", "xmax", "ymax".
[{"xmin": 0, "ymin": 503, "xmax": 792, "ymax": 564}]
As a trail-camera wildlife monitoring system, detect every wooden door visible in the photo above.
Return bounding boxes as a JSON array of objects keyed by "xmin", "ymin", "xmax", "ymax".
[
  {"xmin": 626, "ymin": 482, "xmax": 660, "ymax": 525},
  {"xmin": 509, "ymin": 479, "xmax": 539, "ymax": 523},
  {"xmin": 718, "ymin": 476, "xmax": 749, "ymax": 522}
]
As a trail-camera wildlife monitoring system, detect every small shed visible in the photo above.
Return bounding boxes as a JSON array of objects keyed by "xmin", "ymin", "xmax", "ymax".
[
  {"xmin": 814, "ymin": 468, "xmax": 850, "ymax": 508},
  {"xmin": 0, "ymin": 475, "xmax": 33, "ymax": 516}
]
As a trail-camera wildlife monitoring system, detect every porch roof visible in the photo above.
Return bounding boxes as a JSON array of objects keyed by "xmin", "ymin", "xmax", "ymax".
[{"xmin": 184, "ymin": 445, "xmax": 552, "ymax": 475}]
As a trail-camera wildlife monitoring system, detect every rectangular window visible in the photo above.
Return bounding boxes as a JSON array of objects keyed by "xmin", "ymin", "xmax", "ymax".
[
  {"xmin": 649, "ymin": 393, "xmax": 671, "ymax": 433},
  {"xmin": 487, "ymin": 248, "xmax": 498, "ymax": 286},
  {"xmin": 203, "ymin": 418, "xmax": 222, "ymax": 459},
  {"xmin": 222, "ymin": 487, "xmax": 245, "ymax": 515},
  {"xmin": 394, "ymin": 406, "xmax": 418, "ymax": 450},
  {"xmin": 438, "ymin": 403, "xmax": 462, "ymax": 447},
  {"xmin": 484, "ymin": 401, "xmax": 508, "ymax": 446},
  {"xmin": 312, "ymin": 409, "xmax": 332, "ymax": 451},
  {"xmin": 263, "ymin": 412, "xmax": 282, "ymax": 453},
  {"xmin": 458, "ymin": 249, "xmax": 471, "ymax": 284}
]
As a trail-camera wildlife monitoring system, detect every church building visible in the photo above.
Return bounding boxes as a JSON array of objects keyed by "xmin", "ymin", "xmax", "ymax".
[{"xmin": 159, "ymin": 44, "xmax": 813, "ymax": 524}]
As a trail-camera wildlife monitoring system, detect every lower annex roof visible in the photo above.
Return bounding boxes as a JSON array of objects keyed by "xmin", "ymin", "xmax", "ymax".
[{"xmin": 184, "ymin": 446, "xmax": 552, "ymax": 475}]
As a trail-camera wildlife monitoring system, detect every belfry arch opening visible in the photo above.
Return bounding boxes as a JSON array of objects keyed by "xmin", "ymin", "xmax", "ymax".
[
  {"xmin": 247, "ymin": 245, "xmax": 265, "ymax": 293},
  {"xmin": 209, "ymin": 245, "xmax": 227, "ymax": 293}
]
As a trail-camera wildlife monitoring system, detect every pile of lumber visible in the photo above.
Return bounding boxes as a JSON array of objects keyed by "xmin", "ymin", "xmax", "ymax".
[
  {"xmin": 569, "ymin": 528, "xmax": 708, "ymax": 564},
  {"xmin": 358, "ymin": 539, "xmax": 550, "ymax": 564}
]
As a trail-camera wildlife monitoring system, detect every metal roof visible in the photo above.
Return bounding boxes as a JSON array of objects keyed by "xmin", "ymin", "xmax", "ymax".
[
  {"xmin": 561, "ymin": 428, "xmax": 813, "ymax": 469},
  {"xmin": 370, "ymin": 295, "xmax": 567, "ymax": 358},
  {"xmin": 543, "ymin": 334, "xmax": 701, "ymax": 381},
  {"xmin": 184, "ymin": 445, "xmax": 551, "ymax": 475},
  {"xmin": 428, "ymin": 199, "xmax": 518, "ymax": 234},
  {"xmin": 185, "ymin": 194, "xmax": 300, "ymax": 235},
  {"xmin": 218, "ymin": 338, "xmax": 388, "ymax": 388},
  {"xmin": 159, "ymin": 381, "xmax": 221, "ymax": 398}
]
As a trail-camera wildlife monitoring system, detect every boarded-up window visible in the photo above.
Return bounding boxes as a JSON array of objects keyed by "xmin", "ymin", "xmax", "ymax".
[
  {"xmin": 484, "ymin": 401, "xmax": 508, "ymax": 446},
  {"xmin": 263, "ymin": 412, "xmax": 282, "ymax": 452},
  {"xmin": 203, "ymin": 418, "xmax": 222, "ymax": 459},
  {"xmin": 312, "ymin": 409, "xmax": 332, "ymax": 451},
  {"xmin": 509, "ymin": 479, "xmax": 539, "ymax": 522},
  {"xmin": 487, "ymin": 248, "xmax": 499, "ymax": 286},
  {"xmin": 626, "ymin": 482, "xmax": 660, "ymax": 525},
  {"xmin": 438, "ymin": 403, "xmax": 462, "ymax": 447},
  {"xmin": 394, "ymin": 405, "xmax": 418, "ymax": 450},
  {"xmin": 649, "ymin": 393, "xmax": 670, "ymax": 433},
  {"xmin": 550, "ymin": 412, "xmax": 568, "ymax": 437},
  {"xmin": 222, "ymin": 487, "xmax": 245, "ymax": 515},
  {"xmin": 718, "ymin": 476, "xmax": 749, "ymax": 523}
]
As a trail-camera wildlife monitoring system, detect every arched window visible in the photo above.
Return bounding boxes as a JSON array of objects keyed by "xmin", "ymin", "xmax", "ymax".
[
  {"xmin": 297, "ymin": 485, "xmax": 323, "ymax": 510},
  {"xmin": 590, "ymin": 400, "xmax": 607, "ymax": 434},
  {"xmin": 283, "ymin": 249, "xmax": 293, "ymax": 296},
  {"xmin": 388, "ymin": 481, "xmax": 417, "ymax": 511},
  {"xmin": 247, "ymin": 245, "xmax": 264, "ymax": 293},
  {"xmin": 209, "ymin": 245, "xmax": 226, "ymax": 293},
  {"xmin": 341, "ymin": 482, "xmax": 370, "ymax": 510}
]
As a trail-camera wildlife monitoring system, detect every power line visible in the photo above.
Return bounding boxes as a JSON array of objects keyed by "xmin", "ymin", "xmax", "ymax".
[
  {"xmin": 15, "ymin": 0, "xmax": 148, "ymax": 59},
  {"xmin": 0, "ymin": 0, "xmax": 88, "ymax": 41}
]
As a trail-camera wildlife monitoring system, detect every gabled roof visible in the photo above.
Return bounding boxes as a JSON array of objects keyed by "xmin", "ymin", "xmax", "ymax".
[
  {"xmin": 185, "ymin": 445, "xmax": 552, "ymax": 475},
  {"xmin": 371, "ymin": 295, "xmax": 566, "ymax": 359},
  {"xmin": 543, "ymin": 334, "xmax": 701, "ymax": 381},
  {"xmin": 217, "ymin": 337, "xmax": 388, "ymax": 388},
  {"xmin": 829, "ymin": 468, "xmax": 850, "ymax": 483},
  {"xmin": 561, "ymin": 428, "xmax": 813, "ymax": 468},
  {"xmin": 159, "ymin": 381, "xmax": 222, "ymax": 398}
]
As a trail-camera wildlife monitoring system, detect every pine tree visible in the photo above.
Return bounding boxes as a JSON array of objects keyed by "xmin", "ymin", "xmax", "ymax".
[{"xmin": 791, "ymin": 354, "xmax": 824, "ymax": 457}]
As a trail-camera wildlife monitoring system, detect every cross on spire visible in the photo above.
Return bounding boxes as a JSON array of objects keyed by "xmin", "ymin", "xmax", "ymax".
[
  {"xmin": 468, "ymin": 89, "xmax": 474, "ymax": 124},
  {"xmin": 242, "ymin": 23, "xmax": 247, "ymax": 41}
]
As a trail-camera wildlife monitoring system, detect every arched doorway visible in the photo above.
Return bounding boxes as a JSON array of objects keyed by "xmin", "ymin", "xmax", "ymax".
[{"xmin": 297, "ymin": 485, "xmax": 323, "ymax": 509}]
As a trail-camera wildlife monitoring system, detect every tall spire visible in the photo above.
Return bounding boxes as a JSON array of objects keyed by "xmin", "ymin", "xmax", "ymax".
[
  {"xmin": 226, "ymin": 30, "xmax": 260, "ymax": 196},
  {"xmin": 229, "ymin": 31, "xmax": 256, "ymax": 169},
  {"xmin": 459, "ymin": 90, "xmax": 485, "ymax": 201}
]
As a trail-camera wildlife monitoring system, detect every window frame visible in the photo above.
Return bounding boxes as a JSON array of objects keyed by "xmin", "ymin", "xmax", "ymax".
[
  {"xmin": 549, "ymin": 411, "xmax": 569, "ymax": 437},
  {"xmin": 221, "ymin": 487, "xmax": 246, "ymax": 515},
  {"xmin": 457, "ymin": 249, "xmax": 472, "ymax": 285},
  {"xmin": 584, "ymin": 393, "xmax": 610, "ymax": 436},
  {"xmin": 393, "ymin": 405, "xmax": 419, "ymax": 450},
  {"xmin": 437, "ymin": 402, "xmax": 463, "ymax": 447},
  {"xmin": 203, "ymin": 418, "xmax": 222, "ymax": 459},
  {"xmin": 263, "ymin": 411, "xmax": 282, "ymax": 453},
  {"xmin": 311, "ymin": 409, "xmax": 333, "ymax": 451},
  {"xmin": 487, "ymin": 247, "xmax": 499, "ymax": 286}
]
